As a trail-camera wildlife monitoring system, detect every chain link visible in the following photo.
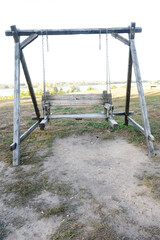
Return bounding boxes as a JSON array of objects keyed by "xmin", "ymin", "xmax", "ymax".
[
  {"xmin": 106, "ymin": 30, "xmax": 111, "ymax": 93},
  {"xmin": 46, "ymin": 31, "xmax": 49, "ymax": 52},
  {"xmin": 42, "ymin": 33, "xmax": 46, "ymax": 104},
  {"xmin": 99, "ymin": 30, "xmax": 101, "ymax": 50}
]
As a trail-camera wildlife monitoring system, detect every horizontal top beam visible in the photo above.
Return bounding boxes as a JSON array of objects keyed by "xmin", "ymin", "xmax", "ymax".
[{"xmin": 5, "ymin": 25, "xmax": 142, "ymax": 37}]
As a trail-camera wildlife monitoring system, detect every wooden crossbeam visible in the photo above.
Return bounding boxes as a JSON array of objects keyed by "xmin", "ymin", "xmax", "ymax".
[
  {"xmin": 114, "ymin": 111, "xmax": 134, "ymax": 116},
  {"xmin": 32, "ymin": 111, "xmax": 134, "ymax": 121},
  {"xmin": 6, "ymin": 26, "xmax": 142, "ymax": 37}
]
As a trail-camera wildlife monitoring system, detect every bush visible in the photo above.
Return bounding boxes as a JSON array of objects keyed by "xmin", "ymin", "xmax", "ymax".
[
  {"xmin": 20, "ymin": 90, "xmax": 30, "ymax": 97},
  {"xmin": 86, "ymin": 87, "xmax": 95, "ymax": 91}
]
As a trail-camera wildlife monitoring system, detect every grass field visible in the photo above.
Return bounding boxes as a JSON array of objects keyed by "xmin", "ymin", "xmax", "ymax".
[
  {"xmin": 0, "ymin": 86, "xmax": 160, "ymax": 239},
  {"xmin": 0, "ymin": 87, "xmax": 159, "ymax": 165}
]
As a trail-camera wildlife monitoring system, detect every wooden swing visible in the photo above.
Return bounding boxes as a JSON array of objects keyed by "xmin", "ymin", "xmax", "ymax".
[
  {"xmin": 5, "ymin": 22, "xmax": 155, "ymax": 166},
  {"xmin": 39, "ymin": 30, "xmax": 118, "ymax": 130}
]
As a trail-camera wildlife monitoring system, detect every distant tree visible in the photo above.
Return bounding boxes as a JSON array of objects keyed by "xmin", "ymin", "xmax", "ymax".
[{"xmin": 69, "ymin": 85, "xmax": 80, "ymax": 93}]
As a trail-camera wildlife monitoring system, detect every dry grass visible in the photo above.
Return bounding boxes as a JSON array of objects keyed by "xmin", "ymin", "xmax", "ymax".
[{"xmin": 0, "ymin": 87, "xmax": 160, "ymax": 239}]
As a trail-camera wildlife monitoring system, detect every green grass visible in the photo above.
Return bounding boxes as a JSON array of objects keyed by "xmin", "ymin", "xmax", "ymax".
[
  {"xmin": 4, "ymin": 178, "xmax": 47, "ymax": 206},
  {"xmin": 0, "ymin": 90, "xmax": 160, "ymax": 166},
  {"xmin": 135, "ymin": 172, "xmax": 160, "ymax": 199},
  {"xmin": 0, "ymin": 221, "xmax": 9, "ymax": 240},
  {"xmin": 50, "ymin": 219, "xmax": 81, "ymax": 240},
  {"xmin": 86, "ymin": 223, "xmax": 122, "ymax": 240},
  {"xmin": 140, "ymin": 225, "xmax": 160, "ymax": 238},
  {"xmin": 42, "ymin": 204, "xmax": 67, "ymax": 217},
  {"xmin": 142, "ymin": 174, "xmax": 160, "ymax": 199}
]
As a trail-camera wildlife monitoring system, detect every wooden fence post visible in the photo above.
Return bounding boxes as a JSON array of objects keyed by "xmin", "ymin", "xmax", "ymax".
[{"xmin": 11, "ymin": 25, "xmax": 21, "ymax": 166}]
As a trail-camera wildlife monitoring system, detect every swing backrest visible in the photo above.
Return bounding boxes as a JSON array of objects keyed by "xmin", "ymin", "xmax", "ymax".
[{"xmin": 42, "ymin": 91, "xmax": 112, "ymax": 106}]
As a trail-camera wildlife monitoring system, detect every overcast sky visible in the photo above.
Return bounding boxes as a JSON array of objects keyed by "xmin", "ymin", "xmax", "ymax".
[{"xmin": 0, "ymin": 0, "xmax": 160, "ymax": 84}]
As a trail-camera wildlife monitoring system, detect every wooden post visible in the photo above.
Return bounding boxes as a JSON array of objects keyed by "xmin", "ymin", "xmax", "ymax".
[
  {"xmin": 20, "ymin": 51, "xmax": 40, "ymax": 119},
  {"xmin": 11, "ymin": 25, "xmax": 21, "ymax": 166},
  {"xmin": 130, "ymin": 39, "xmax": 155, "ymax": 157},
  {"xmin": 125, "ymin": 22, "xmax": 135, "ymax": 125}
]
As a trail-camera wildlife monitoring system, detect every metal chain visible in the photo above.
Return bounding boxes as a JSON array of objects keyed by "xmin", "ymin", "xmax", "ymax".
[
  {"xmin": 99, "ymin": 30, "xmax": 101, "ymax": 50},
  {"xmin": 42, "ymin": 33, "xmax": 46, "ymax": 103},
  {"xmin": 106, "ymin": 30, "xmax": 111, "ymax": 93},
  {"xmin": 46, "ymin": 31, "xmax": 49, "ymax": 52}
]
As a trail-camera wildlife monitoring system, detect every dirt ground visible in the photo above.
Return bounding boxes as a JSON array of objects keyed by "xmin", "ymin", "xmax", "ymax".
[{"xmin": 0, "ymin": 134, "xmax": 160, "ymax": 240}]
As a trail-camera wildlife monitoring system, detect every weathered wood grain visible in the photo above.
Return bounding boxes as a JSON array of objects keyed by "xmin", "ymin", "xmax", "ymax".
[
  {"xmin": 130, "ymin": 39, "xmax": 155, "ymax": 157},
  {"xmin": 39, "ymin": 117, "xmax": 48, "ymax": 130},
  {"xmin": 13, "ymin": 41, "xmax": 21, "ymax": 166},
  {"xmin": 127, "ymin": 116, "xmax": 145, "ymax": 135},
  {"xmin": 108, "ymin": 118, "xmax": 118, "ymax": 130},
  {"xmin": 111, "ymin": 33, "xmax": 129, "ymax": 46},
  {"xmin": 42, "ymin": 93, "xmax": 112, "ymax": 106},
  {"xmin": 20, "ymin": 34, "xmax": 38, "ymax": 50},
  {"xmin": 21, "ymin": 51, "xmax": 40, "ymax": 119},
  {"xmin": 10, "ymin": 121, "xmax": 39, "ymax": 151},
  {"xmin": 6, "ymin": 25, "xmax": 142, "ymax": 37},
  {"xmin": 49, "ymin": 113, "xmax": 107, "ymax": 119},
  {"xmin": 125, "ymin": 22, "xmax": 135, "ymax": 125}
]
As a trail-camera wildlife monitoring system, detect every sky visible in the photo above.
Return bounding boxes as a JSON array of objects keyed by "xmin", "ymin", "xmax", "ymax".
[{"xmin": 0, "ymin": 0, "xmax": 160, "ymax": 85}]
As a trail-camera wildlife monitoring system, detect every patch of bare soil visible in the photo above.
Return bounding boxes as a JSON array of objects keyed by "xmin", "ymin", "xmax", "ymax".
[{"xmin": 1, "ymin": 135, "xmax": 160, "ymax": 239}]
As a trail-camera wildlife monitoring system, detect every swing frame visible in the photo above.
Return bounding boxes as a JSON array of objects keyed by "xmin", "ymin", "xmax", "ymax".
[{"xmin": 5, "ymin": 22, "xmax": 155, "ymax": 166}]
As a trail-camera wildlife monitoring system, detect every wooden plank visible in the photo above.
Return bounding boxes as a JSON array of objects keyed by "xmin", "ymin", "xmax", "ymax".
[
  {"xmin": 6, "ymin": 25, "xmax": 142, "ymax": 37},
  {"xmin": 130, "ymin": 39, "xmax": 155, "ymax": 157},
  {"xmin": 45, "ymin": 100, "xmax": 104, "ymax": 106},
  {"xmin": 21, "ymin": 51, "xmax": 40, "ymax": 119},
  {"xmin": 114, "ymin": 111, "xmax": 134, "ymax": 116},
  {"xmin": 20, "ymin": 34, "xmax": 38, "ymax": 50},
  {"xmin": 13, "ymin": 39, "xmax": 21, "ymax": 166},
  {"xmin": 39, "ymin": 117, "xmax": 48, "ymax": 130},
  {"xmin": 10, "ymin": 121, "xmax": 39, "ymax": 151},
  {"xmin": 42, "ymin": 93, "xmax": 112, "ymax": 106},
  {"xmin": 108, "ymin": 118, "xmax": 118, "ymax": 130},
  {"xmin": 44, "ymin": 93, "xmax": 105, "ymax": 100},
  {"xmin": 49, "ymin": 113, "xmax": 107, "ymax": 119},
  {"xmin": 32, "ymin": 111, "xmax": 134, "ymax": 120},
  {"xmin": 111, "ymin": 33, "xmax": 129, "ymax": 46}
]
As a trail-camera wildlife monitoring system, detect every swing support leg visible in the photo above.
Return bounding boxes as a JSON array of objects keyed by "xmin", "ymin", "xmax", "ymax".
[
  {"xmin": 125, "ymin": 23, "xmax": 134, "ymax": 125},
  {"xmin": 130, "ymin": 39, "xmax": 155, "ymax": 157},
  {"xmin": 10, "ymin": 26, "xmax": 41, "ymax": 166},
  {"xmin": 11, "ymin": 26, "xmax": 21, "ymax": 166}
]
